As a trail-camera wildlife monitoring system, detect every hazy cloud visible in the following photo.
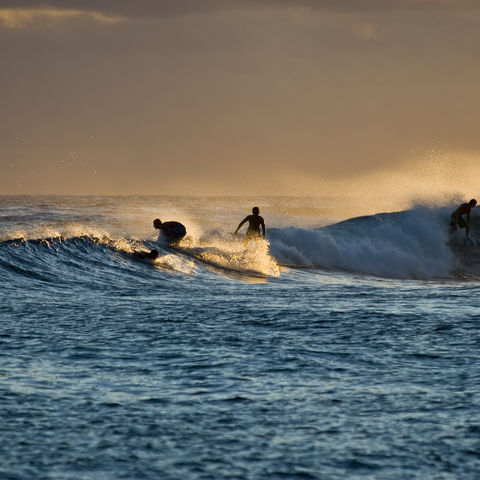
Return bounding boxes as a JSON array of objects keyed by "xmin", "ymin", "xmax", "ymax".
[{"xmin": 0, "ymin": 0, "xmax": 478, "ymax": 20}]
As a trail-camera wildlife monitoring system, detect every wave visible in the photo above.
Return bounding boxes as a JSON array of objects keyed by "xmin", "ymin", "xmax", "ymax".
[
  {"xmin": 0, "ymin": 233, "xmax": 278, "ymax": 285},
  {"xmin": 1, "ymin": 206, "xmax": 479, "ymax": 283},
  {"xmin": 269, "ymin": 207, "xmax": 480, "ymax": 279},
  {"xmin": 0, "ymin": 235, "xmax": 195, "ymax": 288}
]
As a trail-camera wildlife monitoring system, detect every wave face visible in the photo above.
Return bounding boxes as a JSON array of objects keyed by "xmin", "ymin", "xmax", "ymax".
[{"xmin": 0, "ymin": 234, "xmax": 279, "ymax": 289}]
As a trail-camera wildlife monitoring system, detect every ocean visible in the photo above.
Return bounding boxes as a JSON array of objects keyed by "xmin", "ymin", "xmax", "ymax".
[{"xmin": 1, "ymin": 195, "xmax": 479, "ymax": 480}]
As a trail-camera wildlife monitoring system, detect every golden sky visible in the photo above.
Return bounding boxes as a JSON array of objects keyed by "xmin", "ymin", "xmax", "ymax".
[{"xmin": 1, "ymin": 0, "xmax": 480, "ymax": 201}]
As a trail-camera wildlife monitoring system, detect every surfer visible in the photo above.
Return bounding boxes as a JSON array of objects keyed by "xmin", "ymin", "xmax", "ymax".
[
  {"xmin": 154, "ymin": 218, "xmax": 186, "ymax": 244},
  {"xmin": 450, "ymin": 199, "xmax": 477, "ymax": 240},
  {"xmin": 133, "ymin": 249, "xmax": 159, "ymax": 260},
  {"xmin": 234, "ymin": 207, "xmax": 266, "ymax": 239}
]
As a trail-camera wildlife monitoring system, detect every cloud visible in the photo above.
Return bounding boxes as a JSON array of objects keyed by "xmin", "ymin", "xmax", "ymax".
[
  {"xmin": 0, "ymin": 7, "xmax": 122, "ymax": 29},
  {"xmin": 0, "ymin": 0, "xmax": 477, "ymax": 30},
  {"xmin": 0, "ymin": 0, "xmax": 478, "ymax": 21}
]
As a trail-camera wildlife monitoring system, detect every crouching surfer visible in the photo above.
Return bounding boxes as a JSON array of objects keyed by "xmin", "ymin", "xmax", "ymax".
[
  {"xmin": 153, "ymin": 218, "xmax": 186, "ymax": 244},
  {"xmin": 234, "ymin": 206, "xmax": 266, "ymax": 239},
  {"xmin": 450, "ymin": 199, "xmax": 477, "ymax": 243}
]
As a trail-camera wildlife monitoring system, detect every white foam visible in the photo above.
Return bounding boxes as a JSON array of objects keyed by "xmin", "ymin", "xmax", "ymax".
[
  {"xmin": 154, "ymin": 253, "xmax": 197, "ymax": 274},
  {"xmin": 178, "ymin": 233, "xmax": 280, "ymax": 277}
]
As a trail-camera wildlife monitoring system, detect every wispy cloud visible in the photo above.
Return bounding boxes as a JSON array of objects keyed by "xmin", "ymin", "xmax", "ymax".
[
  {"xmin": 0, "ymin": 0, "xmax": 478, "ymax": 20},
  {"xmin": 0, "ymin": 7, "xmax": 122, "ymax": 29}
]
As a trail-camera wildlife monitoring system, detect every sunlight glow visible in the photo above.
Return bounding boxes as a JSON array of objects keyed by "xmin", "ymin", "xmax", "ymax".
[{"xmin": 272, "ymin": 150, "xmax": 480, "ymax": 216}]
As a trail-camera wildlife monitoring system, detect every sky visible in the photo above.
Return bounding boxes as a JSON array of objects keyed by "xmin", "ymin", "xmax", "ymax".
[{"xmin": 1, "ymin": 0, "xmax": 480, "ymax": 201}]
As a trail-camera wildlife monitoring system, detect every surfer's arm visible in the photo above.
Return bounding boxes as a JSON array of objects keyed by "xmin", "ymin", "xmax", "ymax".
[
  {"xmin": 234, "ymin": 217, "xmax": 248, "ymax": 234},
  {"xmin": 261, "ymin": 220, "xmax": 266, "ymax": 238}
]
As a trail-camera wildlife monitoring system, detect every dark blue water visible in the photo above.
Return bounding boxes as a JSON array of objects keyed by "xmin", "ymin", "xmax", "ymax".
[{"xmin": 1, "ymin": 196, "xmax": 480, "ymax": 479}]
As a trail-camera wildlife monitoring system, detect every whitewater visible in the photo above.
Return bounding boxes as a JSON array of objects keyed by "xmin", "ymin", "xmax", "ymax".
[{"xmin": 1, "ymin": 195, "xmax": 480, "ymax": 480}]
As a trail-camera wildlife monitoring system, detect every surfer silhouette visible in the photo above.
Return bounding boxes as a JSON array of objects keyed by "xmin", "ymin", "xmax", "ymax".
[
  {"xmin": 154, "ymin": 218, "xmax": 186, "ymax": 244},
  {"xmin": 450, "ymin": 199, "xmax": 477, "ymax": 241},
  {"xmin": 133, "ymin": 249, "xmax": 159, "ymax": 260},
  {"xmin": 234, "ymin": 207, "xmax": 266, "ymax": 239}
]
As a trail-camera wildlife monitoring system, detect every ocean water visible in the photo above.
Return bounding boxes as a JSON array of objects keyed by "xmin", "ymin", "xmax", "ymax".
[{"xmin": 1, "ymin": 195, "xmax": 480, "ymax": 480}]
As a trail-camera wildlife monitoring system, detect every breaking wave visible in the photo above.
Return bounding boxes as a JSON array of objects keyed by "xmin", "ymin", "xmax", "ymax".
[{"xmin": 1, "ymin": 206, "xmax": 479, "ymax": 283}]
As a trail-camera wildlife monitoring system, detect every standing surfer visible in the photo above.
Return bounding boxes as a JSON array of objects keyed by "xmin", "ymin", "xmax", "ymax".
[
  {"xmin": 234, "ymin": 207, "xmax": 266, "ymax": 239},
  {"xmin": 450, "ymin": 199, "xmax": 477, "ymax": 241}
]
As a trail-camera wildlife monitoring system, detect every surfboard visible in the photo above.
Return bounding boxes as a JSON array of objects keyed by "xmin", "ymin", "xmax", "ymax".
[{"xmin": 278, "ymin": 263, "xmax": 317, "ymax": 269}]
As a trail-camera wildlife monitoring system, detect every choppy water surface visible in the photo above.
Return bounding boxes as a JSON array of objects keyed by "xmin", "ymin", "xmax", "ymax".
[{"xmin": 1, "ymin": 196, "xmax": 480, "ymax": 480}]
